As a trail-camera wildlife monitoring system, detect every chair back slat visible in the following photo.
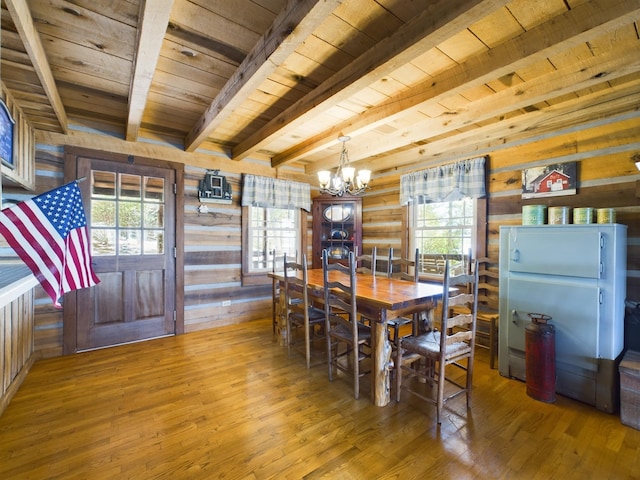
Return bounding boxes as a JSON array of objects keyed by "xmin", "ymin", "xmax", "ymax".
[
  {"xmin": 440, "ymin": 260, "xmax": 479, "ymax": 352},
  {"xmin": 322, "ymin": 249, "xmax": 371, "ymax": 399},
  {"xmin": 446, "ymin": 330, "xmax": 474, "ymax": 345},
  {"xmin": 284, "ymin": 254, "xmax": 308, "ymax": 310},
  {"xmin": 323, "ymin": 250, "xmax": 357, "ymax": 321},
  {"xmin": 388, "ymin": 247, "xmax": 419, "ymax": 282},
  {"xmin": 395, "ymin": 258, "xmax": 479, "ymax": 423},
  {"xmin": 355, "ymin": 246, "xmax": 379, "ymax": 276}
]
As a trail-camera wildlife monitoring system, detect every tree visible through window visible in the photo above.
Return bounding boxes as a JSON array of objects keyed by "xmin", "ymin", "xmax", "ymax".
[
  {"xmin": 249, "ymin": 206, "xmax": 299, "ymax": 272},
  {"xmin": 411, "ymin": 197, "xmax": 475, "ymax": 275}
]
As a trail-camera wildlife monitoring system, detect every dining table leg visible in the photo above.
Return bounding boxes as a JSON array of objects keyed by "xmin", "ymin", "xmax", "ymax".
[
  {"xmin": 372, "ymin": 309, "xmax": 392, "ymax": 406},
  {"xmin": 277, "ymin": 287, "xmax": 287, "ymax": 346}
]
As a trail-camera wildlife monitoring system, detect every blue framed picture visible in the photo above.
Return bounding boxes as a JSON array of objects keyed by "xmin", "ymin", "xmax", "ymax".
[{"xmin": 0, "ymin": 99, "xmax": 15, "ymax": 169}]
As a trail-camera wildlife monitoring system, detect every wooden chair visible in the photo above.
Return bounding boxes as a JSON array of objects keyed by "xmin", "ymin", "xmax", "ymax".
[
  {"xmin": 323, "ymin": 249, "xmax": 371, "ymax": 399},
  {"xmin": 396, "ymin": 260, "xmax": 479, "ymax": 424},
  {"xmin": 284, "ymin": 253, "xmax": 326, "ymax": 368},
  {"xmin": 355, "ymin": 245, "xmax": 383, "ymax": 326},
  {"xmin": 450, "ymin": 257, "xmax": 499, "ymax": 369},
  {"xmin": 387, "ymin": 247, "xmax": 420, "ymax": 348},
  {"xmin": 355, "ymin": 246, "xmax": 378, "ymax": 275}
]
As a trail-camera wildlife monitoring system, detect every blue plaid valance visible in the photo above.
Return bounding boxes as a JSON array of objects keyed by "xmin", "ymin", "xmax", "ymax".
[
  {"xmin": 241, "ymin": 174, "xmax": 311, "ymax": 212},
  {"xmin": 399, "ymin": 156, "xmax": 486, "ymax": 205}
]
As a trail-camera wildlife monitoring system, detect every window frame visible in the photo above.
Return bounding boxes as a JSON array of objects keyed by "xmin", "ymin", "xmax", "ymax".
[
  {"xmin": 241, "ymin": 205, "xmax": 306, "ymax": 286},
  {"xmin": 407, "ymin": 196, "xmax": 487, "ymax": 281}
]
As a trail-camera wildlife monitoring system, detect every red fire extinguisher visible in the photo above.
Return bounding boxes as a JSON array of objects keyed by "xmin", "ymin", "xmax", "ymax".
[{"xmin": 525, "ymin": 313, "xmax": 556, "ymax": 403}]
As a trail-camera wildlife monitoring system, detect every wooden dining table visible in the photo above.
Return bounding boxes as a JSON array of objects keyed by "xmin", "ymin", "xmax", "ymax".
[{"xmin": 271, "ymin": 268, "xmax": 446, "ymax": 406}]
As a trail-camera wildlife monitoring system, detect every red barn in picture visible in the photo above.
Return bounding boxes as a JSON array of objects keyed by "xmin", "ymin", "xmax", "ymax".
[
  {"xmin": 530, "ymin": 169, "xmax": 571, "ymax": 193},
  {"xmin": 522, "ymin": 162, "xmax": 577, "ymax": 199}
]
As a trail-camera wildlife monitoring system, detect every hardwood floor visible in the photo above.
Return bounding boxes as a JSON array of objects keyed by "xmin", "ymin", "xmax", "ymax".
[{"xmin": 1, "ymin": 319, "xmax": 639, "ymax": 479}]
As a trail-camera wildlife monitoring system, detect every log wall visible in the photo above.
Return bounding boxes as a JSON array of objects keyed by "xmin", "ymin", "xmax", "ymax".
[
  {"xmin": 0, "ymin": 289, "xmax": 34, "ymax": 415},
  {"xmin": 1, "ymin": 112, "xmax": 638, "ymax": 357},
  {"xmin": 362, "ymin": 113, "xmax": 640, "ymax": 307}
]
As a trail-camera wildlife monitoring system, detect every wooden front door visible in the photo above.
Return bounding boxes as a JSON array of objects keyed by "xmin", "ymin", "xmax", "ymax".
[{"xmin": 64, "ymin": 152, "xmax": 179, "ymax": 352}]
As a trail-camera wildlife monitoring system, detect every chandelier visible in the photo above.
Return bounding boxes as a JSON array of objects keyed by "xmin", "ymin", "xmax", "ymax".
[{"xmin": 317, "ymin": 136, "xmax": 371, "ymax": 196}]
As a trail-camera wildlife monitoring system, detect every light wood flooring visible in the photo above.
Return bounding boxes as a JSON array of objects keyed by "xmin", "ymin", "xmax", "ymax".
[{"xmin": 1, "ymin": 319, "xmax": 639, "ymax": 479}]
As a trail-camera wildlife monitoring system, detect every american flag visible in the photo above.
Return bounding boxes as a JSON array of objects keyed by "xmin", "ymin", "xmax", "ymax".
[{"xmin": 0, "ymin": 181, "xmax": 100, "ymax": 307}]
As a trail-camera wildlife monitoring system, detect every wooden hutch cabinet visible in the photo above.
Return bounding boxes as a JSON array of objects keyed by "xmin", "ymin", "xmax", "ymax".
[{"xmin": 311, "ymin": 194, "xmax": 362, "ymax": 269}]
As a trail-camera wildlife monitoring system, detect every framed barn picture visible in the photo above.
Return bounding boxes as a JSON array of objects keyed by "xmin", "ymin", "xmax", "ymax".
[
  {"xmin": 0, "ymin": 99, "xmax": 15, "ymax": 169},
  {"xmin": 522, "ymin": 161, "xmax": 577, "ymax": 199}
]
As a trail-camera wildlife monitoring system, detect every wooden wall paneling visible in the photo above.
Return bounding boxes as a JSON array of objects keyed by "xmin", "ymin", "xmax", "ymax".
[
  {"xmin": 185, "ymin": 267, "xmax": 242, "ymax": 286},
  {"xmin": 184, "ymin": 284, "xmax": 269, "ymax": 306},
  {"xmin": 33, "ymin": 302, "xmax": 63, "ymax": 358},
  {"xmin": 3, "ymin": 111, "xmax": 637, "ymax": 358},
  {"xmin": 0, "ymin": 289, "xmax": 34, "ymax": 416},
  {"xmin": 1, "ymin": 304, "xmax": 7, "ymax": 393},
  {"xmin": 184, "ymin": 228, "xmax": 241, "ymax": 248},
  {"xmin": 185, "ymin": 299, "xmax": 271, "ymax": 331},
  {"xmin": 184, "ymin": 250, "xmax": 242, "ymax": 265}
]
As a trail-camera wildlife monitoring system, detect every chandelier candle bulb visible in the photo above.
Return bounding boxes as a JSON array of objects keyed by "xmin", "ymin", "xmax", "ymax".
[
  {"xmin": 318, "ymin": 135, "xmax": 371, "ymax": 196},
  {"xmin": 318, "ymin": 170, "xmax": 331, "ymax": 188}
]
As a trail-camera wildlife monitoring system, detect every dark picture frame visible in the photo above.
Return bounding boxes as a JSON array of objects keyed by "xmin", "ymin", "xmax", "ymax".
[
  {"xmin": 522, "ymin": 161, "xmax": 577, "ymax": 199},
  {"xmin": 0, "ymin": 99, "xmax": 15, "ymax": 170}
]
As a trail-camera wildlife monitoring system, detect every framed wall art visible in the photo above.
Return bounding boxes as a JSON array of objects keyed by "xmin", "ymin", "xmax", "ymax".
[
  {"xmin": 522, "ymin": 161, "xmax": 577, "ymax": 199},
  {"xmin": 0, "ymin": 99, "xmax": 15, "ymax": 170}
]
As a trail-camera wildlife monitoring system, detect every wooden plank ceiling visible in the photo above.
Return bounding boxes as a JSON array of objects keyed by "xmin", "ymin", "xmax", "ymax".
[{"xmin": 1, "ymin": 0, "xmax": 639, "ymax": 178}]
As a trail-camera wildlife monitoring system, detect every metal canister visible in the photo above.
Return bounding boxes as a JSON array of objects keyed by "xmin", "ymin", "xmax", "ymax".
[
  {"xmin": 596, "ymin": 208, "xmax": 616, "ymax": 224},
  {"xmin": 522, "ymin": 205, "xmax": 546, "ymax": 225},
  {"xmin": 548, "ymin": 206, "xmax": 571, "ymax": 224},
  {"xmin": 525, "ymin": 313, "xmax": 556, "ymax": 403},
  {"xmin": 573, "ymin": 207, "xmax": 594, "ymax": 224}
]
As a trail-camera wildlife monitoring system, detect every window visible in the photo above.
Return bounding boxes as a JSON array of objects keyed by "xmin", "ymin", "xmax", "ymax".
[
  {"xmin": 90, "ymin": 170, "xmax": 165, "ymax": 256},
  {"xmin": 240, "ymin": 174, "xmax": 310, "ymax": 284},
  {"xmin": 410, "ymin": 197, "xmax": 476, "ymax": 276},
  {"xmin": 245, "ymin": 206, "xmax": 301, "ymax": 274}
]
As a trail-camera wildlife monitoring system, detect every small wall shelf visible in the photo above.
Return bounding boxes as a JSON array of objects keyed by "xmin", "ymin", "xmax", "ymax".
[
  {"xmin": 198, "ymin": 196, "xmax": 232, "ymax": 205},
  {"xmin": 197, "ymin": 169, "xmax": 232, "ymax": 204}
]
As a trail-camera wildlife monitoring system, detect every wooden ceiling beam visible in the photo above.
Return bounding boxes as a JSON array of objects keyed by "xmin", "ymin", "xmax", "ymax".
[
  {"xmin": 183, "ymin": 0, "xmax": 341, "ymax": 152},
  {"xmin": 126, "ymin": 0, "xmax": 175, "ymax": 142},
  {"xmin": 231, "ymin": 0, "xmax": 511, "ymax": 161},
  {"xmin": 5, "ymin": 0, "xmax": 68, "ymax": 133},
  {"xmin": 352, "ymin": 79, "xmax": 640, "ymax": 175},
  {"xmin": 310, "ymin": 42, "xmax": 640, "ymax": 173},
  {"xmin": 280, "ymin": 0, "xmax": 640, "ymax": 168}
]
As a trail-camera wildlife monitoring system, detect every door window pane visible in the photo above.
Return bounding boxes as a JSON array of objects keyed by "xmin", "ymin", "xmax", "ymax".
[
  {"xmin": 144, "ymin": 204, "xmax": 163, "ymax": 228},
  {"xmin": 91, "ymin": 200, "xmax": 116, "ymax": 227},
  {"xmin": 144, "ymin": 176, "xmax": 164, "ymax": 202},
  {"xmin": 90, "ymin": 171, "xmax": 166, "ymax": 256},
  {"xmin": 120, "ymin": 174, "xmax": 141, "ymax": 200},
  {"xmin": 144, "ymin": 230, "xmax": 164, "ymax": 254},
  {"xmin": 119, "ymin": 201, "xmax": 142, "ymax": 228},
  {"xmin": 120, "ymin": 229, "xmax": 142, "ymax": 255},
  {"xmin": 92, "ymin": 171, "xmax": 116, "ymax": 198},
  {"xmin": 92, "ymin": 229, "xmax": 116, "ymax": 256}
]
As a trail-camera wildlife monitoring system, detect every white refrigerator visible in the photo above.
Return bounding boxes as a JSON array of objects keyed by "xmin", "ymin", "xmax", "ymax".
[{"xmin": 499, "ymin": 224, "xmax": 627, "ymax": 413}]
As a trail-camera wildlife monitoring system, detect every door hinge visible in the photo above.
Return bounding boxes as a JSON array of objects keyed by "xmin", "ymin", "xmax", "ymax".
[
  {"xmin": 173, "ymin": 247, "xmax": 177, "ymax": 258},
  {"xmin": 173, "ymin": 183, "xmax": 177, "ymax": 194},
  {"xmin": 173, "ymin": 310, "xmax": 177, "ymax": 323}
]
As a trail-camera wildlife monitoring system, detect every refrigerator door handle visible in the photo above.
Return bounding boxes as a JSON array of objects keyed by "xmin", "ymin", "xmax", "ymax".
[
  {"xmin": 511, "ymin": 249, "xmax": 520, "ymax": 263},
  {"xmin": 511, "ymin": 309, "xmax": 518, "ymax": 325}
]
